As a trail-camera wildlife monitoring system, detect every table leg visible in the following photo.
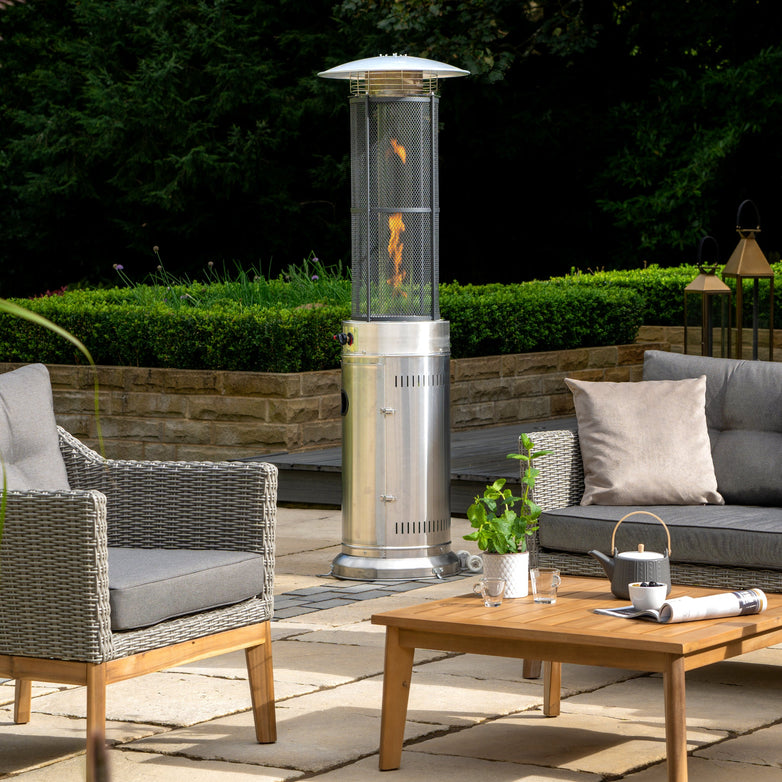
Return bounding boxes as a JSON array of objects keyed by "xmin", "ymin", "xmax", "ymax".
[
  {"xmin": 663, "ymin": 655, "xmax": 688, "ymax": 782},
  {"xmin": 379, "ymin": 627, "xmax": 415, "ymax": 771},
  {"xmin": 543, "ymin": 661, "xmax": 561, "ymax": 716}
]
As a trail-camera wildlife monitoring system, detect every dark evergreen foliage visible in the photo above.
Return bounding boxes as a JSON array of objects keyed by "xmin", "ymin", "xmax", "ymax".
[{"xmin": 2, "ymin": 1, "xmax": 782, "ymax": 295}]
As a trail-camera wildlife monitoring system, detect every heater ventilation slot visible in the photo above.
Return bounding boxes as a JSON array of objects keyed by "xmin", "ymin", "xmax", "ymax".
[
  {"xmin": 394, "ymin": 519, "xmax": 449, "ymax": 536},
  {"xmin": 393, "ymin": 373, "xmax": 446, "ymax": 389}
]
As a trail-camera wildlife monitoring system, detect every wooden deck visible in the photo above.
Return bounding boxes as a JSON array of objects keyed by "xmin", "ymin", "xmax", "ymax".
[{"xmin": 244, "ymin": 418, "xmax": 576, "ymax": 512}]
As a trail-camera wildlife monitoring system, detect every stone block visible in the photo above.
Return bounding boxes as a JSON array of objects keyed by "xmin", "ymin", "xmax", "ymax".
[
  {"xmin": 587, "ymin": 345, "xmax": 619, "ymax": 368},
  {"xmin": 268, "ymin": 398, "xmax": 322, "ymax": 424},
  {"xmin": 136, "ymin": 441, "xmax": 178, "ymax": 461},
  {"xmin": 496, "ymin": 396, "xmax": 549, "ymax": 423},
  {"xmin": 513, "ymin": 351, "xmax": 560, "ymax": 375},
  {"xmin": 450, "ymin": 402, "xmax": 496, "ymax": 429},
  {"xmin": 298, "ymin": 420, "xmax": 342, "ymax": 448},
  {"xmin": 173, "ymin": 444, "xmax": 242, "ymax": 462},
  {"xmin": 616, "ymin": 343, "xmax": 651, "ymax": 365},
  {"xmin": 564, "ymin": 369, "xmax": 603, "ymax": 382},
  {"xmin": 98, "ymin": 417, "xmax": 162, "ymax": 440},
  {"xmin": 211, "ymin": 421, "xmax": 294, "ymax": 447},
  {"xmin": 557, "ymin": 349, "xmax": 590, "ymax": 371},
  {"xmin": 541, "ymin": 374, "xmax": 571, "ymax": 395},
  {"xmin": 52, "ymin": 389, "xmax": 104, "ymax": 415},
  {"xmin": 602, "ymin": 366, "xmax": 633, "ymax": 382},
  {"xmin": 160, "ymin": 368, "xmax": 220, "ymax": 394},
  {"xmin": 102, "ymin": 440, "xmax": 148, "ymax": 461},
  {"xmin": 123, "ymin": 391, "xmax": 188, "ymax": 418},
  {"xmin": 300, "ymin": 369, "xmax": 341, "ymax": 397},
  {"xmin": 549, "ymin": 392, "xmax": 575, "ymax": 416},
  {"xmin": 318, "ymin": 394, "xmax": 342, "ymax": 420},
  {"xmin": 54, "ymin": 414, "xmax": 93, "ymax": 439},
  {"xmin": 462, "ymin": 378, "xmax": 509, "ymax": 403},
  {"xmin": 186, "ymin": 395, "xmax": 268, "ymax": 421},
  {"xmin": 452, "ymin": 356, "xmax": 503, "ymax": 382},
  {"xmin": 508, "ymin": 375, "xmax": 545, "ymax": 398},
  {"xmin": 221, "ymin": 371, "xmax": 300, "ymax": 398},
  {"xmin": 159, "ymin": 418, "xmax": 213, "ymax": 443}
]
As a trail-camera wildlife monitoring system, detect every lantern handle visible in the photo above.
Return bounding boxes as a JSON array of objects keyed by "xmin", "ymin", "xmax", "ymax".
[
  {"xmin": 736, "ymin": 199, "xmax": 761, "ymax": 233},
  {"xmin": 696, "ymin": 235, "xmax": 720, "ymax": 268}
]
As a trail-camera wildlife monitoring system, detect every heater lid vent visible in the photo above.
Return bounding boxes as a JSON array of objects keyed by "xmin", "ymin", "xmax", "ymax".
[{"xmin": 319, "ymin": 54, "xmax": 468, "ymax": 96}]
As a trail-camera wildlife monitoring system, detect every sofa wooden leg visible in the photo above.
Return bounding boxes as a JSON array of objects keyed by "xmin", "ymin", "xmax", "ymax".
[
  {"xmin": 523, "ymin": 659, "xmax": 542, "ymax": 679},
  {"xmin": 14, "ymin": 679, "xmax": 32, "ymax": 724},
  {"xmin": 246, "ymin": 622, "xmax": 276, "ymax": 743}
]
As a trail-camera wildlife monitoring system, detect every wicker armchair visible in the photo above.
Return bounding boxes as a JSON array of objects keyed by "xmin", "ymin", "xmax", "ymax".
[{"xmin": 0, "ymin": 426, "xmax": 278, "ymax": 780}]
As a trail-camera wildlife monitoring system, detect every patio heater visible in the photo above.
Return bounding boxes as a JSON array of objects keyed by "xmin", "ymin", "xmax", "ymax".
[{"xmin": 319, "ymin": 54, "xmax": 468, "ymax": 580}]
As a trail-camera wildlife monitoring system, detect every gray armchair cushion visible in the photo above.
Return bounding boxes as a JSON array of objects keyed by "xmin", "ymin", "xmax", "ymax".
[
  {"xmin": 643, "ymin": 351, "xmax": 782, "ymax": 505},
  {"xmin": 108, "ymin": 548, "xmax": 265, "ymax": 631},
  {"xmin": 0, "ymin": 364, "xmax": 70, "ymax": 491}
]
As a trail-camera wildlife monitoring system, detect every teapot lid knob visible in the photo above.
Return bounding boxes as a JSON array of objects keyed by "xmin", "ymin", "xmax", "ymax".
[{"xmin": 638, "ymin": 544, "xmax": 645, "ymax": 552}]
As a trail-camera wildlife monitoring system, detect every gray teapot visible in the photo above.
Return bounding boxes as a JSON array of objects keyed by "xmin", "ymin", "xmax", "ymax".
[{"xmin": 588, "ymin": 511, "xmax": 672, "ymax": 600}]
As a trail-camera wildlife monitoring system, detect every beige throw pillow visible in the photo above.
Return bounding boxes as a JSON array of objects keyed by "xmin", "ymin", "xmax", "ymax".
[{"xmin": 566, "ymin": 376, "xmax": 723, "ymax": 506}]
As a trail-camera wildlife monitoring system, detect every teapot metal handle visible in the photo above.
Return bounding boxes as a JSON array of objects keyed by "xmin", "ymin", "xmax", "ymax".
[{"xmin": 610, "ymin": 511, "xmax": 672, "ymax": 556}]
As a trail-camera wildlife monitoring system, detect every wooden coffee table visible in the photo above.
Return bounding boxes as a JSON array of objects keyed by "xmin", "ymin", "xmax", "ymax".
[{"xmin": 371, "ymin": 576, "xmax": 782, "ymax": 782}]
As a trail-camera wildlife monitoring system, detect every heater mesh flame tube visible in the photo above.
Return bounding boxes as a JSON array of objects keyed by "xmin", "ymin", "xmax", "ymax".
[{"xmin": 350, "ymin": 96, "xmax": 438, "ymax": 321}]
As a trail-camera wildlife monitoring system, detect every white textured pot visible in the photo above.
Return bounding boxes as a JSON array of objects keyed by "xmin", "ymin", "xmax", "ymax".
[{"xmin": 481, "ymin": 551, "xmax": 529, "ymax": 598}]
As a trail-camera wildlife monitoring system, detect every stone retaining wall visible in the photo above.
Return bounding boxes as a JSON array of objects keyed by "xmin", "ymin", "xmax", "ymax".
[{"xmin": 0, "ymin": 341, "xmax": 668, "ymax": 461}]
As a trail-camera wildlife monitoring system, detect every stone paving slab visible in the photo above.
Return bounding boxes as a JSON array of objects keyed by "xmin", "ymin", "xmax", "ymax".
[
  {"xmin": 560, "ymin": 675, "xmax": 782, "ymax": 733},
  {"xmin": 407, "ymin": 710, "xmax": 725, "ymax": 776},
  {"xmin": 1, "ymin": 750, "xmax": 304, "ymax": 781},
  {"xmin": 20, "ymin": 673, "xmax": 259, "ymax": 727},
  {"xmin": 310, "ymin": 751, "xmax": 602, "ymax": 781},
  {"xmin": 622, "ymin": 756, "xmax": 782, "ymax": 782},
  {"xmin": 122, "ymin": 700, "xmax": 449, "ymax": 774},
  {"xmin": 694, "ymin": 720, "xmax": 782, "ymax": 767},
  {"xmin": 0, "ymin": 681, "xmax": 72, "ymax": 706},
  {"xmin": 0, "ymin": 709, "xmax": 163, "ymax": 777}
]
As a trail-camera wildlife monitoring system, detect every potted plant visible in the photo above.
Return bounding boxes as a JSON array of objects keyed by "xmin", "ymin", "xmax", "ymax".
[{"xmin": 464, "ymin": 432, "xmax": 550, "ymax": 597}]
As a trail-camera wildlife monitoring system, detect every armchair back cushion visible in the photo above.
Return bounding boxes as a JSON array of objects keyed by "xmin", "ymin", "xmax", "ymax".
[
  {"xmin": 643, "ymin": 351, "xmax": 782, "ymax": 505},
  {"xmin": 0, "ymin": 364, "xmax": 70, "ymax": 491}
]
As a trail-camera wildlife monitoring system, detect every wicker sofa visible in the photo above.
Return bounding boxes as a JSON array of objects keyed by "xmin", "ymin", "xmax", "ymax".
[{"xmin": 525, "ymin": 350, "xmax": 782, "ymax": 592}]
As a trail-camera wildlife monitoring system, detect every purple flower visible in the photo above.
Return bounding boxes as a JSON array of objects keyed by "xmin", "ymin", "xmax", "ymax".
[
  {"xmin": 311, "ymin": 274, "xmax": 319, "ymax": 281},
  {"xmin": 113, "ymin": 264, "xmax": 124, "ymax": 271}
]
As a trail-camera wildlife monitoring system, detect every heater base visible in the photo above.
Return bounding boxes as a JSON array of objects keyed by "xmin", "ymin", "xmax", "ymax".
[{"xmin": 331, "ymin": 551, "xmax": 460, "ymax": 581}]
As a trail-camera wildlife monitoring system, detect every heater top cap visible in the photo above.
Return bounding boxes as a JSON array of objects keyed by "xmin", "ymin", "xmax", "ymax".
[{"xmin": 318, "ymin": 54, "xmax": 469, "ymax": 80}]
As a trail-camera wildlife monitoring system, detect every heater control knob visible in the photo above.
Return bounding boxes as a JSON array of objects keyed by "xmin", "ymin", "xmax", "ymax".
[{"xmin": 333, "ymin": 332, "xmax": 354, "ymax": 346}]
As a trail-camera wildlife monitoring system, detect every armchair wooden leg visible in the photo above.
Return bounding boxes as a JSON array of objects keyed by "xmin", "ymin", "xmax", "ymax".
[
  {"xmin": 245, "ymin": 621, "xmax": 276, "ymax": 743},
  {"xmin": 523, "ymin": 659, "xmax": 542, "ymax": 679},
  {"xmin": 86, "ymin": 664, "xmax": 107, "ymax": 782},
  {"xmin": 14, "ymin": 679, "xmax": 32, "ymax": 724}
]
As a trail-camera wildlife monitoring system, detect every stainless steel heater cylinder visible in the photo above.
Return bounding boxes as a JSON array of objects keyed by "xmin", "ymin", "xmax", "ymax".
[{"xmin": 319, "ymin": 55, "xmax": 468, "ymax": 579}]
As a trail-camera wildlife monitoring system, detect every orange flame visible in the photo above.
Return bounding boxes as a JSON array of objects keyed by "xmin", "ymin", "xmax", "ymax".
[
  {"xmin": 389, "ymin": 138, "xmax": 407, "ymax": 164},
  {"xmin": 387, "ymin": 212, "xmax": 407, "ymax": 298},
  {"xmin": 386, "ymin": 139, "xmax": 408, "ymax": 297}
]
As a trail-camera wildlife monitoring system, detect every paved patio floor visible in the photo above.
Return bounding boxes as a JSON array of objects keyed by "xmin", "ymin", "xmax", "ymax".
[{"xmin": 3, "ymin": 506, "xmax": 782, "ymax": 781}]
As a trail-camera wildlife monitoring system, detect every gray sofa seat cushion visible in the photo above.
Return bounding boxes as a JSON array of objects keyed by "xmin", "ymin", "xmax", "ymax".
[
  {"xmin": 540, "ymin": 505, "xmax": 782, "ymax": 571},
  {"xmin": 108, "ymin": 548, "xmax": 265, "ymax": 632},
  {"xmin": 643, "ymin": 351, "xmax": 782, "ymax": 505},
  {"xmin": 0, "ymin": 364, "xmax": 70, "ymax": 491}
]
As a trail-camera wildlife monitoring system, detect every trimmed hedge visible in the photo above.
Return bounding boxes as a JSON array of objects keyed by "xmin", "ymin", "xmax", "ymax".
[
  {"xmin": 549, "ymin": 263, "xmax": 782, "ymax": 326},
  {"xmin": 441, "ymin": 282, "xmax": 643, "ymax": 358},
  {"xmin": 0, "ymin": 281, "xmax": 644, "ymax": 372}
]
